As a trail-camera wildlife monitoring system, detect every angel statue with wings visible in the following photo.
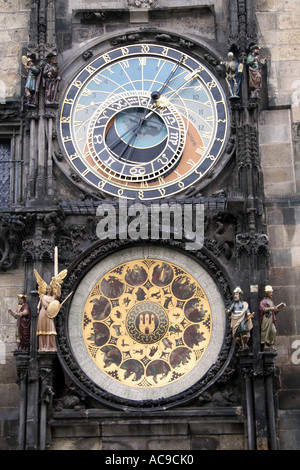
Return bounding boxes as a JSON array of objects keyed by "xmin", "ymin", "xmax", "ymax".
[{"xmin": 34, "ymin": 268, "xmax": 68, "ymax": 352}]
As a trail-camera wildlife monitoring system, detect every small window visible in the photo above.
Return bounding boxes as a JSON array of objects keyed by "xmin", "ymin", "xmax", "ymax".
[{"xmin": 0, "ymin": 140, "xmax": 11, "ymax": 208}]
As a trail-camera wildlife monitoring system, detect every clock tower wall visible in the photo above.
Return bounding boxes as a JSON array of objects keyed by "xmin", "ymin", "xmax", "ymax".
[{"xmin": 0, "ymin": 0, "xmax": 299, "ymax": 452}]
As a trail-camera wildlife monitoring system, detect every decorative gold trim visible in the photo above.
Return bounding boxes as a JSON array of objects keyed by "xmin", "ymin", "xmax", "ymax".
[{"xmin": 37, "ymin": 331, "xmax": 57, "ymax": 336}]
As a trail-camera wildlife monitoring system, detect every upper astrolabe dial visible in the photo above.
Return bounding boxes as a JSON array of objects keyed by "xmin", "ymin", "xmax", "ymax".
[{"xmin": 60, "ymin": 44, "xmax": 230, "ymax": 199}]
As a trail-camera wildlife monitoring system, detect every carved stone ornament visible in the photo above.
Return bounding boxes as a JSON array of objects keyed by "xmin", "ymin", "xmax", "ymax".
[
  {"xmin": 127, "ymin": 0, "xmax": 158, "ymax": 8},
  {"xmin": 236, "ymin": 232, "xmax": 269, "ymax": 256},
  {"xmin": 0, "ymin": 214, "xmax": 36, "ymax": 270}
]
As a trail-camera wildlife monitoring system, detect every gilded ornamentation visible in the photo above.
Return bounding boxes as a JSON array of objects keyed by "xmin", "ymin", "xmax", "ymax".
[
  {"xmin": 34, "ymin": 267, "xmax": 68, "ymax": 351},
  {"xmin": 82, "ymin": 259, "xmax": 212, "ymax": 389}
]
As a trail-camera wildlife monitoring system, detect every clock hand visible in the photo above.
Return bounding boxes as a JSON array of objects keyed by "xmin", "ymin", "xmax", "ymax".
[
  {"xmin": 108, "ymin": 119, "xmax": 143, "ymax": 151},
  {"xmin": 144, "ymin": 71, "xmax": 199, "ymax": 121},
  {"xmin": 121, "ymin": 110, "xmax": 168, "ymax": 163},
  {"xmin": 152, "ymin": 56, "xmax": 184, "ymax": 100},
  {"xmin": 163, "ymin": 70, "xmax": 200, "ymax": 100},
  {"xmin": 119, "ymin": 113, "xmax": 149, "ymax": 162},
  {"xmin": 110, "ymin": 67, "xmax": 197, "ymax": 159},
  {"xmin": 109, "ymin": 102, "xmax": 157, "ymax": 154}
]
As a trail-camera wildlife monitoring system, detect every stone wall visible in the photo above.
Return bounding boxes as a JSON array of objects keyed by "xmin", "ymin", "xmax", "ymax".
[
  {"xmin": 0, "ymin": 0, "xmax": 30, "ymax": 415},
  {"xmin": 0, "ymin": 0, "xmax": 299, "ymax": 450},
  {"xmin": 0, "ymin": 267, "xmax": 24, "ymax": 450},
  {"xmin": 1, "ymin": 0, "xmax": 31, "ymax": 102},
  {"xmin": 0, "ymin": 0, "xmax": 30, "ymax": 449},
  {"xmin": 256, "ymin": 0, "xmax": 300, "ymax": 450},
  {"xmin": 256, "ymin": 0, "xmax": 300, "ymax": 194},
  {"xmin": 259, "ymin": 109, "xmax": 295, "ymax": 197},
  {"xmin": 0, "ymin": 267, "xmax": 24, "ymax": 394},
  {"xmin": 49, "ymin": 411, "xmax": 245, "ymax": 451}
]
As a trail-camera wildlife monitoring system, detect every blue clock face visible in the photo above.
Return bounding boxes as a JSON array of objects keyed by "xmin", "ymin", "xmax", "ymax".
[
  {"xmin": 114, "ymin": 108, "xmax": 168, "ymax": 149},
  {"xmin": 59, "ymin": 44, "xmax": 230, "ymax": 200}
]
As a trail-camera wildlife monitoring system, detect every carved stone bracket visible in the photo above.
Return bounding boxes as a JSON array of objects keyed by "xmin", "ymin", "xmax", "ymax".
[
  {"xmin": 204, "ymin": 210, "xmax": 237, "ymax": 261},
  {"xmin": 20, "ymin": 211, "xmax": 63, "ymax": 262},
  {"xmin": 40, "ymin": 366, "xmax": 55, "ymax": 404},
  {"xmin": 236, "ymin": 232, "xmax": 269, "ymax": 256},
  {"xmin": 262, "ymin": 351, "xmax": 278, "ymax": 377},
  {"xmin": 22, "ymin": 238, "xmax": 54, "ymax": 262},
  {"xmin": 127, "ymin": 0, "xmax": 158, "ymax": 8},
  {"xmin": 15, "ymin": 353, "xmax": 30, "ymax": 384},
  {"xmin": 0, "ymin": 213, "xmax": 37, "ymax": 271}
]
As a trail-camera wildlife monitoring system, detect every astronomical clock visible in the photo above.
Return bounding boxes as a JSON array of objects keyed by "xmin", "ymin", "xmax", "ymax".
[
  {"xmin": 59, "ymin": 43, "xmax": 230, "ymax": 200},
  {"xmin": 57, "ymin": 40, "xmax": 232, "ymax": 410}
]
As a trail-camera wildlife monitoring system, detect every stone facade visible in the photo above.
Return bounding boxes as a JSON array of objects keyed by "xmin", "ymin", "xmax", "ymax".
[
  {"xmin": 0, "ymin": 0, "xmax": 31, "ymax": 102},
  {"xmin": 255, "ymin": 0, "xmax": 300, "ymax": 448},
  {"xmin": 0, "ymin": 0, "xmax": 299, "ymax": 451}
]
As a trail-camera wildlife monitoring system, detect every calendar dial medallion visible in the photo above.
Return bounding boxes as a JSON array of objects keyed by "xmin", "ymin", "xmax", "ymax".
[
  {"xmin": 81, "ymin": 259, "xmax": 213, "ymax": 390},
  {"xmin": 67, "ymin": 247, "xmax": 227, "ymax": 406},
  {"xmin": 60, "ymin": 44, "xmax": 229, "ymax": 199}
]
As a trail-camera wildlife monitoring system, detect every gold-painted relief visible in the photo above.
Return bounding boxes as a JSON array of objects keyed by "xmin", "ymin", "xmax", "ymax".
[{"xmin": 82, "ymin": 259, "xmax": 212, "ymax": 388}]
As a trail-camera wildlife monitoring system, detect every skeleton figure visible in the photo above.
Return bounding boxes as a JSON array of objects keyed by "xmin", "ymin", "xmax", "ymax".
[{"xmin": 221, "ymin": 52, "xmax": 243, "ymax": 98}]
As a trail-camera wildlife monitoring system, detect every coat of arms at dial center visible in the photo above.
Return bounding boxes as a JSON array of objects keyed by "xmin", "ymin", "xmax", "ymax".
[
  {"xmin": 82, "ymin": 259, "xmax": 213, "ymax": 389},
  {"xmin": 126, "ymin": 301, "xmax": 169, "ymax": 344}
]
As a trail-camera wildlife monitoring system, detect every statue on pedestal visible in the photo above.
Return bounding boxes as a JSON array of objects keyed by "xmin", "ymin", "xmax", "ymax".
[
  {"xmin": 247, "ymin": 45, "xmax": 270, "ymax": 99},
  {"xmin": 226, "ymin": 287, "xmax": 254, "ymax": 350},
  {"xmin": 43, "ymin": 53, "xmax": 61, "ymax": 107},
  {"xmin": 21, "ymin": 55, "xmax": 40, "ymax": 107},
  {"xmin": 8, "ymin": 294, "xmax": 31, "ymax": 351},
  {"xmin": 34, "ymin": 248, "xmax": 70, "ymax": 352},
  {"xmin": 259, "ymin": 285, "xmax": 286, "ymax": 350},
  {"xmin": 34, "ymin": 269, "xmax": 68, "ymax": 352}
]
